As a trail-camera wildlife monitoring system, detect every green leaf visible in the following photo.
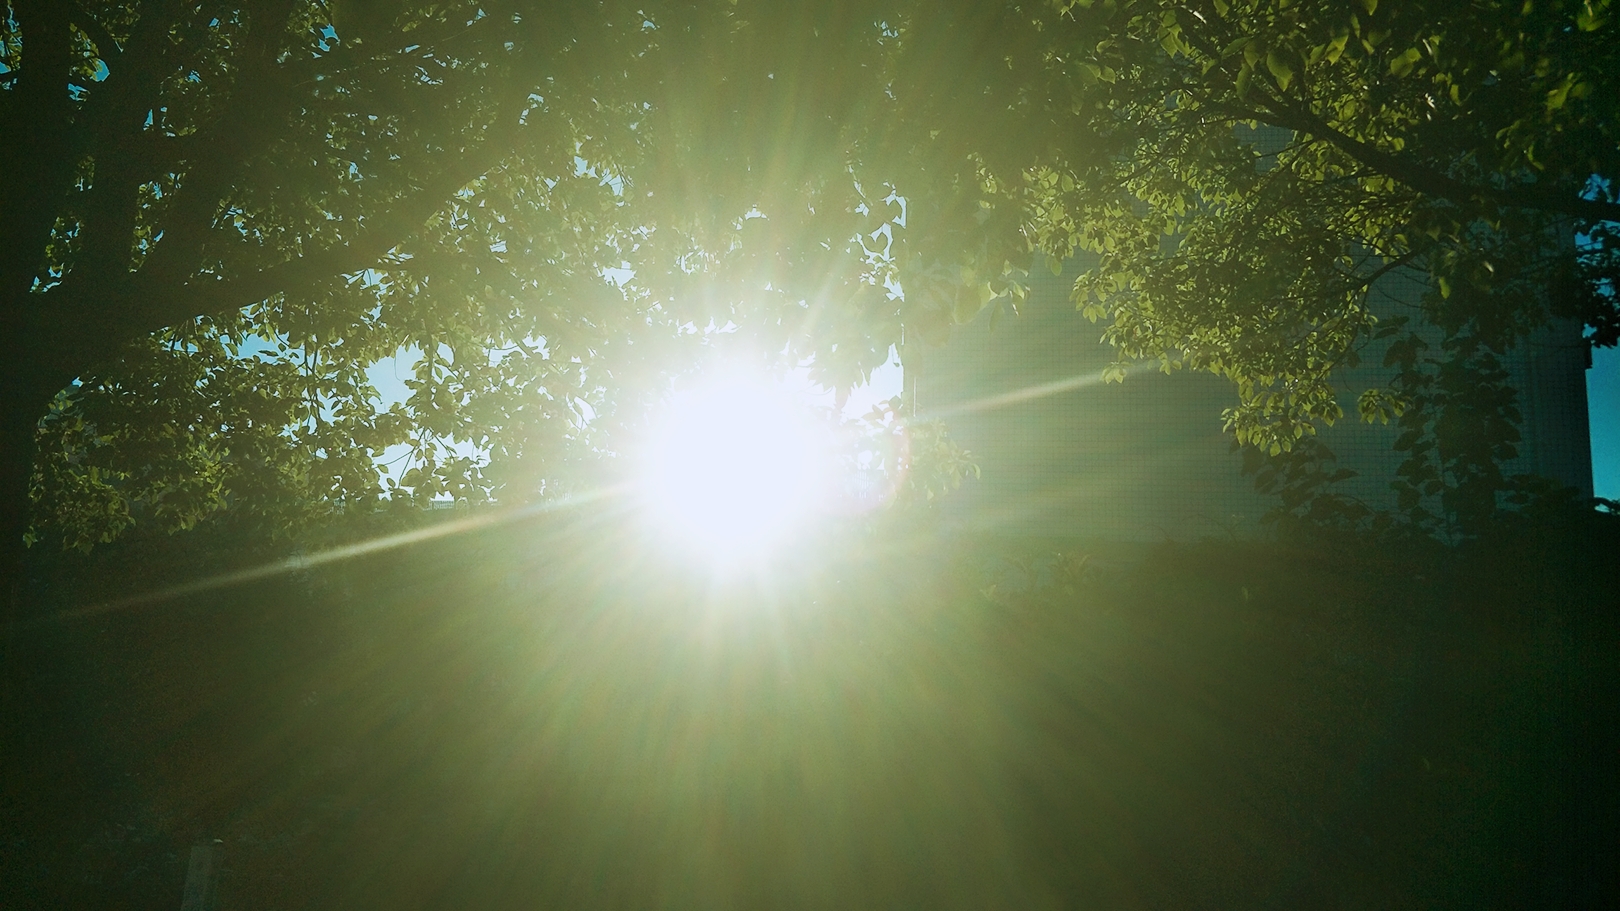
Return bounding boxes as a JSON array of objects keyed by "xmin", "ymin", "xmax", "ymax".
[
  {"xmin": 1266, "ymin": 49, "xmax": 1296, "ymax": 91},
  {"xmin": 1322, "ymin": 34, "xmax": 1349, "ymax": 65},
  {"xmin": 1388, "ymin": 47, "xmax": 1421, "ymax": 77},
  {"xmin": 1545, "ymin": 75, "xmax": 1576, "ymax": 111}
]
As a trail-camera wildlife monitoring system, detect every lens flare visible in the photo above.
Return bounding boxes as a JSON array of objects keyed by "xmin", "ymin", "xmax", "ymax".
[{"xmin": 638, "ymin": 377, "xmax": 831, "ymax": 560}]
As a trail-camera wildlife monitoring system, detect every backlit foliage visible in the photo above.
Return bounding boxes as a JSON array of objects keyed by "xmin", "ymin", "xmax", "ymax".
[{"xmin": 3, "ymin": 0, "xmax": 1612, "ymax": 548}]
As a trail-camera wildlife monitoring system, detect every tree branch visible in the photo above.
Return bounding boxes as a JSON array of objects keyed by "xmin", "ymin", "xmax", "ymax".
[
  {"xmin": 130, "ymin": 0, "xmax": 309, "ymax": 286},
  {"xmin": 1169, "ymin": 15, "xmax": 1620, "ymax": 224},
  {"xmin": 69, "ymin": 1, "xmax": 123, "ymax": 61},
  {"xmin": 1251, "ymin": 98, "xmax": 1620, "ymax": 224},
  {"xmin": 38, "ymin": 8, "xmax": 564, "ymax": 374},
  {"xmin": 129, "ymin": 2, "xmax": 505, "ymax": 290},
  {"xmin": 67, "ymin": 1, "xmax": 222, "ymax": 309},
  {"xmin": 125, "ymin": 106, "xmax": 535, "ymax": 342},
  {"xmin": 75, "ymin": 0, "xmax": 186, "ymax": 135},
  {"xmin": 0, "ymin": 0, "xmax": 78, "ymax": 301}
]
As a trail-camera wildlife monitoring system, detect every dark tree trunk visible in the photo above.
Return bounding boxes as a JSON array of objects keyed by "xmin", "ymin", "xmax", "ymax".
[{"xmin": 0, "ymin": 343, "xmax": 75, "ymax": 625}]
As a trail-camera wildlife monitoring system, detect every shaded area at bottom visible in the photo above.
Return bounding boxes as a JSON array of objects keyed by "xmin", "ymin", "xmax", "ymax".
[{"xmin": 2, "ymin": 517, "xmax": 1615, "ymax": 910}]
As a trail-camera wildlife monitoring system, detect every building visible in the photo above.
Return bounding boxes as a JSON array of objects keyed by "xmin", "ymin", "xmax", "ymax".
[{"xmin": 904, "ymin": 258, "xmax": 1593, "ymax": 542}]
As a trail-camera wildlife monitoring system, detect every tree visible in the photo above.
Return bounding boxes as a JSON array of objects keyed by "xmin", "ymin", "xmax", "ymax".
[
  {"xmin": 3, "ymin": 0, "xmax": 1615, "ymax": 589},
  {"xmin": 0, "ymin": 1, "xmax": 602, "ymax": 571},
  {"xmin": 972, "ymin": 0, "xmax": 1619, "ymax": 530},
  {"xmin": 0, "ymin": 0, "xmax": 932, "ymax": 586},
  {"xmin": 800, "ymin": 0, "xmax": 1618, "ymax": 532}
]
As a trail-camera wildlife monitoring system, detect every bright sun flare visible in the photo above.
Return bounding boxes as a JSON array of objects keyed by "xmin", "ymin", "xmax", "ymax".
[{"xmin": 639, "ymin": 377, "xmax": 831, "ymax": 559}]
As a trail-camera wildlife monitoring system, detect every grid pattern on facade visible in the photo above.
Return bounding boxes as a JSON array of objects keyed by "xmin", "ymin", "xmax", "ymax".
[
  {"xmin": 908, "ymin": 258, "xmax": 1592, "ymax": 541},
  {"xmin": 909, "ymin": 263, "xmax": 1266, "ymax": 540}
]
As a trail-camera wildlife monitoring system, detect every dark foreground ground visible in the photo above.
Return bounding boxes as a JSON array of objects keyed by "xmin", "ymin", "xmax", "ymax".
[{"xmin": 3, "ymin": 509, "xmax": 1616, "ymax": 910}]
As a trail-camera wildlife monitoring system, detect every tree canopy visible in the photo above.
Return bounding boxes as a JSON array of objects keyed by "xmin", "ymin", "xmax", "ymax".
[
  {"xmin": 2, "ymin": 0, "xmax": 1614, "ymax": 559},
  {"xmin": 2, "ymin": 0, "xmax": 910, "ymax": 553}
]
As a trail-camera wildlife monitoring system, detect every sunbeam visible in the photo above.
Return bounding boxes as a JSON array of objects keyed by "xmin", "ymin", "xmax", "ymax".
[{"xmin": 4, "ymin": 486, "xmax": 628, "ymax": 632}]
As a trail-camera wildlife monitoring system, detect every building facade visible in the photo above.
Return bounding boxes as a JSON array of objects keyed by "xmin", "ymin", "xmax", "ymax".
[{"xmin": 905, "ymin": 259, "xmax": 1593, "ymax": 541}]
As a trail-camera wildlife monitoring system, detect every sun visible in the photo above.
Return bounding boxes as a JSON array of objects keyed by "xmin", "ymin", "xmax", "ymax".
[{"xmin": 638, "ymin": 375, "xmax": 832, "ymax": 560}]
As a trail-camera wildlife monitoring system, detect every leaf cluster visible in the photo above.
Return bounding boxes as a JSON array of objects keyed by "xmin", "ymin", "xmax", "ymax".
[{"xmin": 5, "ymin": 0, "xmax": 1612, "ymax": 548}]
